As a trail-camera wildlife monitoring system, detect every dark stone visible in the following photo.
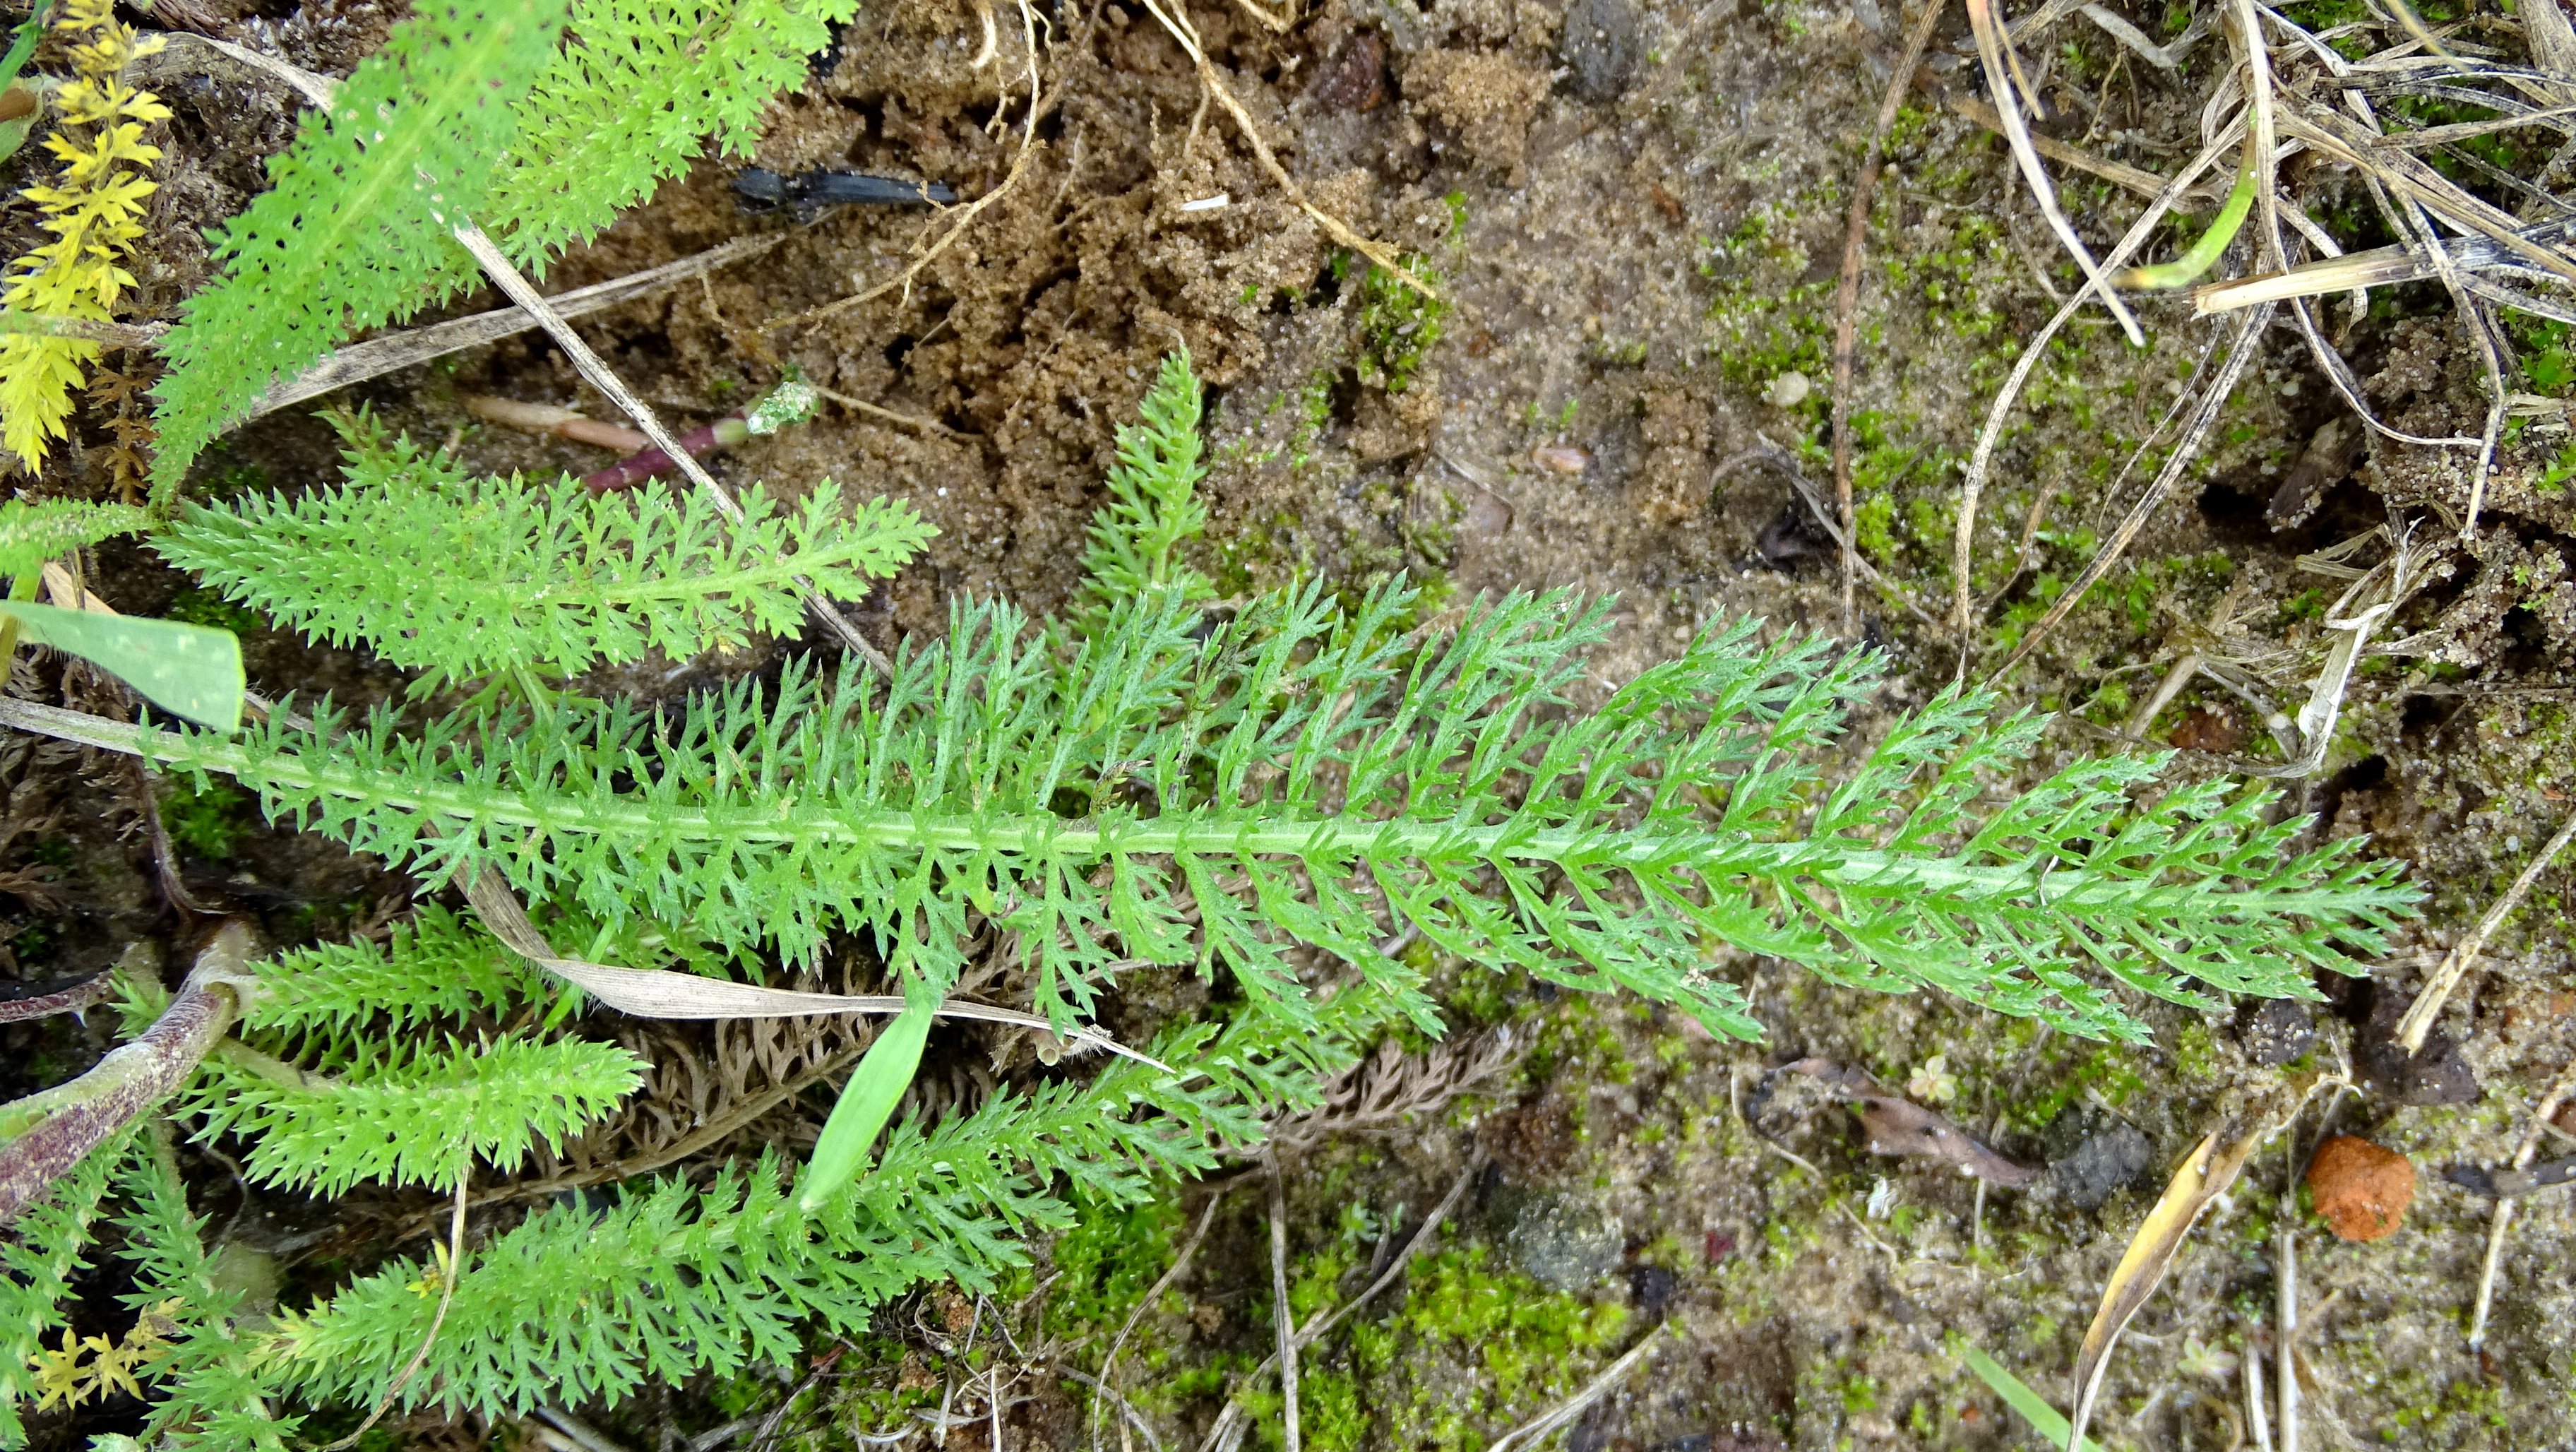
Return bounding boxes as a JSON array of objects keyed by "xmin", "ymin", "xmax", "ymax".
[
  {"xmin": 2356, "ymin": 992, "xmax": 2481, "ymax": 1105},
  {"xmin": 1504, "ymin": 1193, "xmax": 1623, "ymax": 1290},
  {"xmin": 1752, "ymin": 501, "xmax": 1832, "ymax": 572},
  {"xmin": 1627, "ymin": 1261, "xmax": 1681, "ymax": 1317},
  {"xmin": 2043, "ymin": 1107, "xmax": 2154, "ymax": 1210},
  {"xmin": 1561, "ymin": 0, "xmax": 1642, "ymax": 102},
  {"xmin": 1310, "ymin": 30, "xmax": 1389, "ymax": 113},
  {"xmin": 2237, "ymin": 996, "xmax": 2316, "ymax": 1066}
]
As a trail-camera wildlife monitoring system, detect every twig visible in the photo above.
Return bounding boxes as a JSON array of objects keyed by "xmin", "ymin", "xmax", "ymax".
[
  {"xmin": 316, "ymin": 1153, "xmax": 471, "ymax": 1452},
  {"xmin": 1267, "ymin": 1159, "xmax": 1301, "ymax": 1452},
  {"xmin": 0, "ymin": 969, "xmax": 114, "ymax": 1023},
  {"xmin": 0, "ymin": 311, "xmax": 167, "ymax": 347},
  {"xmin": 1484, "ymin": 1323, "xmax": 1669, "ymax": 1452},
  {"xmin": 448, "ymin": 222, "xmax": 894, "ymax": 679},
  {"xmin": 2468, "ymin": 1064, "xmax": 2576, "ymax": 1349},
  {"xmin": 1832, "ymin": 0, "xmax": 1950, "ymax": 634},
  {"xmin": 1092, "ymin": 1188, "xmax": 1229, "ymax": 1449},
  {"xmin": 2395, "ymin": 808, "xmax": 2576, "ymax": 1054},
  {"xmin": 0, "ymin": 923, "xmax": 256, "ymax": 1229}
]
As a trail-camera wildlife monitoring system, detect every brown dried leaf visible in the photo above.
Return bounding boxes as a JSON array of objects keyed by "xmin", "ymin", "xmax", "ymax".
[
  {"xmin": 1782, "ymin": 1059, "xmax": 2037, "ymax": 1187},
  {"xmin": 2065, "ymin": 1123, "xmax": 2263, "ymax": 1452}
]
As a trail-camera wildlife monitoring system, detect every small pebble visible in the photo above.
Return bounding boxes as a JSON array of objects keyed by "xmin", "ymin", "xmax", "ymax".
[
  {"xmin": 2168, "ymin": 703, "xmax": 2243, "ymax": 754},
  {"xmin": 1504, "ymin": 1193, "xmax": 1622, "ymax": 1290},
  {"xmin": 1761, "ymin": 371, "xmax": 1812, "ymax": 407},
  {"xmin": 1310, "ymin": 30, "xmax": 1388, "ymax": 112},
  {"xmin": 2306, "ymin": 1133, "xmax": 2416, "ymax": 1242},
  {"xmin": 1532, "ymin": 444, "xmax": 1592, "ymax": 475}
]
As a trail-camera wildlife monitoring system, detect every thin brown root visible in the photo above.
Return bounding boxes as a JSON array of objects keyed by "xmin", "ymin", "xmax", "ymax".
[
  {"xmin": 808, "ymin": 383, "xmax": 975, "ymax": 436},
  {"xmin": 1138, "ymin": 0, "xmax": 1437, "ymax": 301},
  {"xmin": 1832, "ymin": 0, "xmax": 1950, "ymax": 636},
  {"xmin": 773, "ymin": 0, "xmax": 1048, "ymax": 334}
]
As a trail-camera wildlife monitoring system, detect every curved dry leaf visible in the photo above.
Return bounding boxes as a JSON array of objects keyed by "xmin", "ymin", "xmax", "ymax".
[{"xmin": 2065, "ymin": 1123, "xmax": 2264, "ymax": 1452}]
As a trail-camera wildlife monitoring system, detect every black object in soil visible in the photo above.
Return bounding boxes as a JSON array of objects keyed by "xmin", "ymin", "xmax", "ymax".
[
  {"xmin": 2044, "ymin": 1107, "xmax": 2154, "ymax": 1210},
  {"xmin": 2356, "ymin": 992, "xmax": 2481, "ymax": 1105},
  {"xmin": 1561, "ymin": 0, "xmax": 1642, "ymax": 102},
  {"xmin": 2237, "ymin": 996, "xmax": 2316, "ymax": 1066}
]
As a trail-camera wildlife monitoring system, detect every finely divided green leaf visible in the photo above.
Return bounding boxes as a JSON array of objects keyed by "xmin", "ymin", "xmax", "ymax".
[
  {"xmin": 0, "ymin": 496, "xmax": 148, "ymax": 578},
  {"xmin": 485, "ymin": 0, "xmax": 858, "ymax": 268},
  {"xmin": 156, "ymin": 417, "xmax": 934, "ymax": 682},
  {"xmin": 150, "ymin": 0, "xmax": 573, "ymax": 487}
]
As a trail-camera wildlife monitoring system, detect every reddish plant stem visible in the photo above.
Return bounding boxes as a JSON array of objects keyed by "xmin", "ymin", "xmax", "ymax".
[
  {"xmin": 0, "ymin": 922, "xmax": 254, "ymax": 1230},
  {"xmin": 583, "ymin": 416, "xmax": 751, "ymax": 494}
]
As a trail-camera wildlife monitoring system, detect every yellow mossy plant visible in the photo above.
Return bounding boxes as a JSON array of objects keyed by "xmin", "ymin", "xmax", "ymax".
[{"xmin": 0, "ymin": 0, "xmax": 165, "ymax": 472}]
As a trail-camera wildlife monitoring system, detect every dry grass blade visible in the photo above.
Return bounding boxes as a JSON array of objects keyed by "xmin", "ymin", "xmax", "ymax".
[
  {"xmin": 315, "ymin": 1160, "xmax": 470, "ymax": 1451},
  {"xmin": 1963, "ymin": 0, "xmax": 2143, "ymax": 345},
  {"xmin": 249, "ymin": 236, "xmax": 784, "ymax": 420},
  {"xmin": 2469, "ymin": 1064, "xmax": 2576, "ymax": 1348},
  {"xmin": 2065, "ymin": 1124, "xmax": 2264, "ymax": 1452},
  {"xmin": 2286, "ymin": 107, "xmax": 2576, "ymax": 284},
  {"xmin": 1950, "ymin": 115, "xmax": 2243, "ymax": 655},
  {"xmin": 1946, "ymin": 93, "xmax": 2226, "ymax": 209},
  {"xmin": 2395, "ymin": 809, "xmax": 2576, "ymax": 1053},
  {"xmin": 1985, "ymin": 301, "xmax": 2274, "ymax": 682},
  {"xmin": 1091, "ymin": 1187, "xmax": 1228, "ymax": 1450},
  {"xmin": 1833, "ymin": 0, "xmax": 1951, "ymax": 633},
  {"xmin": 2249, "ymin": 525, "xmax": 2429, "ymax": 780},
  {"xmin": 1484, "ymin": 1323, "xmax": 1669, "ymax": 1452},
  {"xmin": 448, "ymin": 222, "xmax": 895, "ymax": 677},
  {"xmin": 1195, "ymin": 1159, "xmax": 1478, "ymax": 1452},
  {"xmin": 1267, "ymin": 1161, "xmax": 1301, "ymax": 1452},
  {"xmin": 462, "ymin": 869, "xmax": 1168, "ymax": 1069}
]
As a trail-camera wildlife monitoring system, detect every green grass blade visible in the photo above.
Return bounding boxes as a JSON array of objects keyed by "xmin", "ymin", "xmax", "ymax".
[
  {"xmin": 1952, "ymin": 1338, "xmax": 2106, "ymax": 1452},
  {"xmin": 2116, "ymin": 150, "xmax": 2257, "ymax": 291},
  {"xmin": 797, "ymin": 996, "xmax": 934, "ymax": 1209},
  {"xmin": 1, "ymin": 602, "xmax": 242, "ymax": 731}
]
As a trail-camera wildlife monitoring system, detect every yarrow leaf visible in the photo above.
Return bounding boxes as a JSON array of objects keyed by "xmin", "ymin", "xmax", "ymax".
[
  {"xmin": 155, "ymin": 413, "xmax": 934, "ymax": 683},
  {"xmin": 148, "ymin": 0, "xmax": 571, "ymax": 490}
]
